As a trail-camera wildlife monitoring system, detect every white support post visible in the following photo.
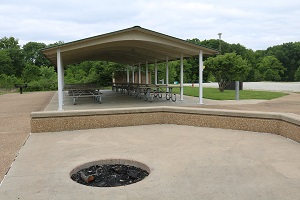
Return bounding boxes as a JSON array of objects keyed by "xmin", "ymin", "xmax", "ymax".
[
  {"xmin": 166, "ymin": 57, "xmax": 169, "ymax": 92},
  {"xmin": 60, "ymin": 57, "xmax": 64, "ymax": 104},
  {"xmin": 199, "ymin": 50, "xmax": 204, "ymax": 104},
  {"xmin": 154, "ymin": 59, "xmax": 157, "ymax": 85},
  {"xmin": 146, "ymin": 61, "xmax": 149, "ymax": 84},
  {"xmin": 132, "ymin": 65, "xmax": 135, "ymax": 83},
  {"xmin": 126, "ymin": 67, "xmax": 130, "ymax": 83},
  {"xmin": 57, "ymin": 49, "xmax": 63, "ymax": 111},
  {"xmin": 180, "ymin": 54, "xmax": 184, "ymax": 101},
  {"xmin": 138, "ymin": 62, "xmax": 141, "ymax": 84}
]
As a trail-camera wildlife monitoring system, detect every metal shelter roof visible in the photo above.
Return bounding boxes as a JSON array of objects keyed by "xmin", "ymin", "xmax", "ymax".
[{"xmin": 41, "ymin": 26, "xmax": 218, "ymax": 66}]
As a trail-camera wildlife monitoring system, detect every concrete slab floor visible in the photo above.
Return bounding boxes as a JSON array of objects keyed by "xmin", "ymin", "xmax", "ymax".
[
  {"xmin": 0, "ymin": 124, "xmax": 299, "ymax": 200},
  {"xmin": 44, "ymin": 90, "xmax": 265, "ymax": 111}
]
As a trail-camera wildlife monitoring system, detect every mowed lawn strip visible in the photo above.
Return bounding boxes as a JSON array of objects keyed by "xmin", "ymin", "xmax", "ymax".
[{"xmin": 172, "ymin": 86, "xmax": 288, "ymax": 100}]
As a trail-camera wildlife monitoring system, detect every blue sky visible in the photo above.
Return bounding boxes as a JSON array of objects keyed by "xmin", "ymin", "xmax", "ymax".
[{"xmin": 1, "ymin": 0, "xmax": 299, "ymax": 50}]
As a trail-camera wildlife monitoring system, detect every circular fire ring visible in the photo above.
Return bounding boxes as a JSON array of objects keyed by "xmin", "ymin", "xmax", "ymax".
[{"xmin": 70, "ymin": 159, "xmax": 150, "ymax": 187}]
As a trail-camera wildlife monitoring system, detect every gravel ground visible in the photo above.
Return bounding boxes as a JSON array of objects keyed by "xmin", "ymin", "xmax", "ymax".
[{"xmin": 0, "ymin": 91, "xmax": 55, "ymax": 182}]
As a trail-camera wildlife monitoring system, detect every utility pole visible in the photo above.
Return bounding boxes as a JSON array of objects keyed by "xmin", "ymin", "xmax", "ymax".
[{"xmin": 218, "ymin": 33, "xmax": 222, "ymax": 54}]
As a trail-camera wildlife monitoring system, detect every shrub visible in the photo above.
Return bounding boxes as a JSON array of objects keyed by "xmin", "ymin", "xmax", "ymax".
[{"xmin": 0, "ymin": 74, "xmax": 21, "ymax": 91}]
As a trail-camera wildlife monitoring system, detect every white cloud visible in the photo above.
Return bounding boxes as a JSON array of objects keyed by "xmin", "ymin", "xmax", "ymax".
[{"xmin": 0, "ymin": 0, "xmax": 299, "ymax": 50}]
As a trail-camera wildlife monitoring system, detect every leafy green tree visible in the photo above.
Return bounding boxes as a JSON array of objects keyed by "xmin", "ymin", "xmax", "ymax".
[
  {"xmin": 257, "ymin": 56, "xmax": 285, "ymax": 81},
  {"xmin": 294, "ymin": 66, "xmax": 300, "ymax": 81},
  {"xmin": 65, "ymin": 65, "xmax": 87, "ymax": 84},
  {"xmin": 156, "ymin": 61, "xmax": 179, "ymax": 84},
  {"xmin": 47, "ymin": 41, "xmax": 64, "ymax": 48},
  {"xmin": 0, "ymin": 50, "xmax": 13, "ymax": 75},
  {"xmin": 64, "ymin": 61, "xmax": 124, "ymax": 86},
  {"xmin": 205, "ymin": 52, "xmax": 250, "ymax": 91},
  {"xmin": 266, "ymin": 42, "xmax": 300, "ymax": 81},
  {"xmin": 39, "ymin": 66, "xmax": 56, "ymax": 80},
  {"xmin": 22, "ymin": 42, "xmax": 51, "ymax": 66},
  {"xmin": 84, "ymin": 61, "xmax": 114, "ymax": 86},
  {"xmin": 0, "ymin": 36, "xmax": 24, "ymax": 76},
  {"xmin": 22, "ymin": 64, "xmax": 40, "ymax": 82},
  {"xmin": 0, "ymin": 37, "xmax": 20, "ymax": 49},
  {"xmin": 9, "ymin": 48, "xmax": 25, "ymax": 77},
  {"xmin": 184, "ymin": 57, "xmax": 202, "ymax": 83},
  {"xmin": 37, "ymin": 66, "xmax": 57, "ymax": 91},
  {"xmin": 187, "ymin": 38, "xmax": 223, "ymax": 52},
  {"xmin": 20, "ymin": 66, "xmax": 57, "ymax": 91},
  {"xmin": 188, "ymin": 38, "xmax": 257, "ymax": 82},
  {"xmin": 0, "ymin": 74, "xmax": 20, "ymax": 90}
]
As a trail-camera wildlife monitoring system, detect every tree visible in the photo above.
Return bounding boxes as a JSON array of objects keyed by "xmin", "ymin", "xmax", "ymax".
[
  {"xmin": 22, "ymin": 64, "xmax": 40, "ymax": 83},
  {"xmin": 0, "ymin": 37, "xmax": 20, "ymax": 49},
  {"xmin": 205, "ymin": 52, "xmax": 250, "ymax": 91},
  {"xmin": 47, "ymin": 41, "xmax": 64, "ymax": 47},
  {"xmin": 35, "ymin": 66, "xmax": 57, "ymax": 91},
  {"xmin": 0, "ymin": 50, "xmax": 13, "ymax": 75},
  {"xmin": 188, "ymin": 38, "xmax": 257, "ymax": 82},
  {"xmin": 64, "ymin": 61, "xmax": 124, "ymax": 86},
  {"xmin": 84, "ymin": 61, "xmax": 115, "ymax": 86},
  {"xmin": 154, "ymin": 61, "xmax": 177, "ymax": 84},
  {"xmin": 65, "ymin": 65, "xmax": 87, "ymax": 84},
  {"xmin": 294, "ymin": 66, "xmax": 300, "ymax": 81},
  {"xmin": 39, "ymin": 66, "xmax": 56, "ymax": 80},
  {"xmin": 22, "ymin": 42, "xmax": 51, "ymax": 66},
  {"xmin": 0, "ymin": 36, "xmax": 24, "ymax": 77},
  {"xmin": 266, "ymin": 42, "xmax": 300, "ymax": 81},
  {"xmin": 257, "ymin": 56, "xmax": 285, "ymax": 81},
  {"xmin": 0, "ymin": 74, "xmax": 20, "ymax": 90}
]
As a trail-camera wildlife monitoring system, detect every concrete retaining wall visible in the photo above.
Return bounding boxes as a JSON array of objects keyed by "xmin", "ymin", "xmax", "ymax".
[{"xmin": 31, "ymin": 106, "xmax": 300, "ymax": 143}]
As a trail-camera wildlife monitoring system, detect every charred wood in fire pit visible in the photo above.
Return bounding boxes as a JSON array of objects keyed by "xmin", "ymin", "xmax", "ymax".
[{"xmin": 71, "ymin": 164, "xmax": 149, "ymax": 187}]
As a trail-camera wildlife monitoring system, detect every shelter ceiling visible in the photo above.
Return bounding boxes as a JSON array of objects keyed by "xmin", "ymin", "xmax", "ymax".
[{"xmin": 42, "ymin": 26, "xmax": 218, "ymax": 67}]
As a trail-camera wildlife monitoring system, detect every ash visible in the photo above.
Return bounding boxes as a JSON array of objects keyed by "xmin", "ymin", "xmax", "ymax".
[{"xmin": 71, "ymin": 164, "xmax": 149, "ymax": 187}]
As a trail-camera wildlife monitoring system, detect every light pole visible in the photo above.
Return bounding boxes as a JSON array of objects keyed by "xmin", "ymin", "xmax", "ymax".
[{"xmin": 218, "ymin": 33, "xmax": 222, "ymax": 53}]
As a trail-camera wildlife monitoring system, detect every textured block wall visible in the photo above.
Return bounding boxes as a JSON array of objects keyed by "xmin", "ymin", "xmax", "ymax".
[{"xmin": 31, "ymin": 107, "xmax": 300, "ymax": 143}]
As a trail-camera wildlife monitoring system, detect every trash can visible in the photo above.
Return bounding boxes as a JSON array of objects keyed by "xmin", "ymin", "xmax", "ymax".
[
  {"xmin": 225, "ymin": 81, "xmax": 243, "ymax": 90},
  {"xmin": 14, "ymin": 84, "xmax": 28, "ymax": 94}
]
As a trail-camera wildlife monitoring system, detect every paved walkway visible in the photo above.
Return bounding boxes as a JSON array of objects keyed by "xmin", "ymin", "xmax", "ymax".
[
  {"xmin": 203, "ymin": 92, "xmax": 300, "ymax": 115},
  {"xmin": 193, "ymin": 82, "xmax": 300, "ymax": 92},
  {"xmin": 0, "ymin": 91, "xmax": 55, "ymax": 181}
]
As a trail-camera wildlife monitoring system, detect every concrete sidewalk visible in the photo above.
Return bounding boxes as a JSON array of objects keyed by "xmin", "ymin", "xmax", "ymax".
[
  {"xmin": 0, "ymin": 91, "xmax": 55, "ymax": 181},
  {"xmin": 191, "ymin": 82, "xmax": 300, "ymax": 92},
  {"xmin": 0, "ymin": 125, "xmax": 299, "ymax": 200},
  {"xmin": 203, "ymin": 92, "xmax": 300, "ymax": 115}
]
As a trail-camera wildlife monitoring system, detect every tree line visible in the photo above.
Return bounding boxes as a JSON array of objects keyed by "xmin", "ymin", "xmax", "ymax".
[{"xmin": 0, "ymin": 36, "xmax": 300, "ymax": 92}]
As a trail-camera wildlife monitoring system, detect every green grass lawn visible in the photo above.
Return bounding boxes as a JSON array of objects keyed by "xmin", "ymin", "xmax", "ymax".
[{"xmin": 172, "ymin": 86, "xmax": 288, "ymax": 100}]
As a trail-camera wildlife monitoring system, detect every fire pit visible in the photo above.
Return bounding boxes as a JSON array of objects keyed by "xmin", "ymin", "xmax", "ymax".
[{"xmin": 70, "ymin": 159, "xmax": 150, "ymax": 187}]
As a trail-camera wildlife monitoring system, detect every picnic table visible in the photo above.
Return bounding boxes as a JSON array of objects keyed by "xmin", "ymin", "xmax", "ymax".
[
  {"xmin": 155, "ymin": 84, "xmax": 180, "ymax": 102},
  {"xmin": 64, "ymin": 84, "xmax": 102, "ymax": 105},
  {"xmin": 112, "ymin": 82, "xmax": 180, "ymax": 102}
]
